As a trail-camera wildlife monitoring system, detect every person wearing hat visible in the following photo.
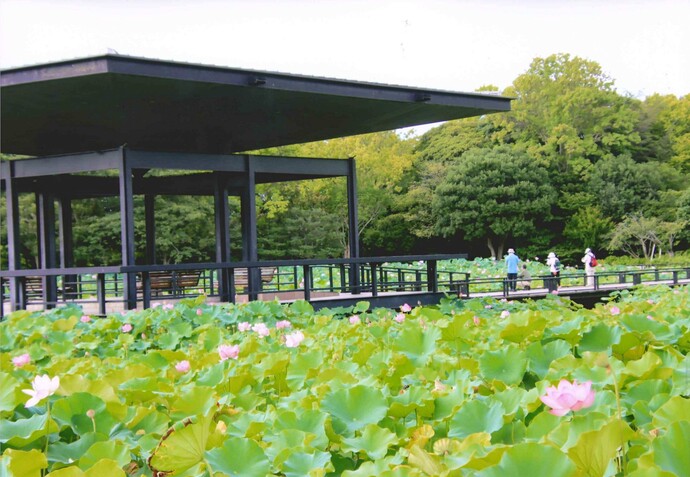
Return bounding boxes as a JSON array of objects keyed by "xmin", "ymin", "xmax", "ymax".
[
  {"xmin": 546, "ymin": 252, "xmax": 561, "ymax": 288},
  {"xmin": 505, "ymin": 248, "xmax": 520, "ymax": 291},
  {"xmin": 581, "ymin": 248, "xmax": 596, "ymax": 287}
]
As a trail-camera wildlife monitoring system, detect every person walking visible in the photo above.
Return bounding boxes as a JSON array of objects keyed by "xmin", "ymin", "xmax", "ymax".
[
  {"xmin": 546, "ymin": 252, "xmax": 561, "ymax": 287},
  {"xmin": 581, "ymin": 248, "xmax": 596, "ymax": 287},
  {"xmin": 505, "ymin": 248, "xmax": 520, "ymax": 291}
]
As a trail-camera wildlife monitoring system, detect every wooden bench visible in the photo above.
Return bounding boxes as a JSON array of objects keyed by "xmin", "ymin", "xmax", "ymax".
[
  {"xmin": 233, "ymin": 267, "xmax": 276, "ymax": 290},
  {"xmin": 138, "ymin": 270, "xmax": 202, "ymax": 296}
]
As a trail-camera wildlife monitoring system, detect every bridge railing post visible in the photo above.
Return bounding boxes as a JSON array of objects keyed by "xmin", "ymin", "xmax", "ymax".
[{"xmin": 632, "ymin": 273, "xmax": 641, "ymax": 286}]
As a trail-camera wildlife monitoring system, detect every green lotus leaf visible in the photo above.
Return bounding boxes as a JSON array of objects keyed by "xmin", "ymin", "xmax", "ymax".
[
  {"xmin": 169, "ymin": 386, "xmax": 216, "ymax": 421},
  {"xmin": 148, "ymin": 414, "xmax": 213, "ymax": 476},
  {"xmin": 478, "ymin": 347, "xmax": 527, "ymax": 385},
  {"xmin": 500, "ymin": 313, "xmax": 547, "ymax": 343},
  {"xmin": 48, "ymin": 432, "xmax": 108, "ymax": 465},
  {"xmin": 448, "ymin": 399, "xmax": 505, "ymax": 439},
  {"xmin": 578, "ymin": 324, "xmax": 622, "ymax": 353},
  {"xmin": 439, "ymin": 313, "xmax": 472, "ymax": 344},
  {"xmin": 568, "ymin": 418, "xmax": 636, "ymax": 476},
  {"xmin": 525, "ymin": 340, "xmax": 571, "ymax": 379},
  {"xmin": 543, "ymin": 315, "xmax": 585, "ymax": 344},
  {"xmin": 652, "ymin": 395, "xmax": 690, "ymax": 428},
  {"xmin": 51, "ymin": 392, "xmax": 118, "ymax": 436},
  {"xmin": 353, "ymin": 301, "xmax": 370, "ymax": 313},
  {"xmin": 0, "ymin": 413, "xmax": 58, "ymax": 447},
  {"xmin": 653, "ymin": 420, "xmax": 690, "ymax": 476},
  {"xmin": 204, "ymin": 436, "xmax": 270, "ymax": 477},
  {"xmin": 392, "ymin": 326, "xmax": 441, "ymax": 366},
  {"xmin": 407, "ymin": 444, "xmax": 444, "ymax": 476},
  {"xmin": 475, "ymin": 443, "xmax": 577, "ymax": 476},
  {"xmin": 622, "ymin": 351, "xmax": 665, "ymax": 381},
  {"xmin": 671, "ymin": 353, "xmax": 690, "ymax": 396},
  {"xmin": 279, "ymin": 450, "xmax": 333, "ymax": 477},
  {"xmin": 626, "ymin": 468, "xmax": 676, "ymax": 477},
  {"xmin": 289, "ymin": 300, "xmax": 315, "ymax": 316},
  {"xmin": 78, "ymin": 441, "xmax": 130, "ymax": 471},
  {"xmin": 341, "ymin": 456, "xmax": 406, "ymax": 476},
  {"xmin": 2, "ymin": 448, "xmax": 47, "ymax": 477},
  {"xmin": 416, "ymin": 307, "xmax": 445, "ymax": 322},
  {"xmin": 612, "ymin": 332, "xmax": 647, "ymax": 362},
  {"xmin": 196, "ymin": 363, "xmax": 225, "ymax": 387},
  {"xmin": 0, "ymin": 372, "xmax": 20, "ymax": 413},
  {"xmin": 127, "ymin": 407, "xmax": 171, "ymax": 436},
  {"xmin": 322, "ymin": 385, "xmax": 388, "ymax": 434},
  {"xmin": 274, "ymin": 409, "xmax": 328, "ymax": 449},
  {"xmin": 341, "ymin": 424, "xmax": 398, "ymax": 460},
  {"xmin": 524, "ymin": 411, "xmax": 561, "ymax": 440},
  {"xmin": 620, "ymin": 314, "xmax": 676, "ymax": 341},
  {"xmin": 388, "ymin": 387, "xmax": 434, "ymax": 419},
  {"xmin": 433, "ymin": 386, "xmax": 467, "ymax": 420},
  {"xmin": 264, "ymin": 429, "xmax": 313, "ymax": 463}
]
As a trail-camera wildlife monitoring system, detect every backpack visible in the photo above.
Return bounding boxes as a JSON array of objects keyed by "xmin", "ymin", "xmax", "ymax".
[
  {"xmin": 554, "ymin": 258, "xmax": 560, "ymax": 271},
  {"xmin": 590, "ymin": 255, "xmax": 598, "ymax": 267}
]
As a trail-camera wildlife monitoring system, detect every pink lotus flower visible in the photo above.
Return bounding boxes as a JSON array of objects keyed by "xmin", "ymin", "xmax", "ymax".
[
  {"xmin": 121, "ymin": 323, "xmax": 133, "ymax": 333},
  {"xmin": 86, "ymin": 409, "xmax": 96, "ymax": 419},
  {"xmin": 285, "ymin": 331, "xmax": 305, "ymax": 348},
  {"xmin": 196, "ymin": 309, "xmax": 203, "ymax": 316},
  {"xmin": 400, "ymin": 303, "xmax": 412, "ymax": 313},
  {"xmin": 218, "ymin": 344, "xmax": 239, "ymax": 361},
  {"xmin": 540, "ymin": 379, "xmax": 595, "ymax": 416},
  {"xmin": 647, "ymin": 299, "xmax": 655, "ymax": 305},
  {"xmin": 647, "ymin": 315, "xmax": 654, "ymax": 321},
  {"xmin": 500, "ymin": 310, "xmax": 510, "ymax": 319},
  {"xmin": 12, "ymin": 353, "xmax": 31, "ymax": 368},
  {"xmin": 175, "ymin": 360, "xmax": 191, "ymax": 373},
  {"xmin": 349, "ymin": 315, "xmax": 361, "ymax": 324},
  {"xmin": 394, "ymin": 313, "xmax": 405, "ymax": 323},
  {"xmin": 238, "ymin": 322, "xmax": 251, "ymax": 332},
  {"xmin": 80, "ymin": 315, "xmax": 91, "ymax": 323},
  {"xmin": 275, "ymin": 320, "xmax": 292, "ymax": 329},
  {"xmin": 484, "ymin": 305, "xmax": 493, "ymax": 309},
  {"xmin": 163, "ymin": 304, "xmax": 174, "ymax": 311},
  {"xmin": 551, "ymin": 290, "xmax": 559, "ymax": 295},
  {"xmin": 252, "ymin": 323, "xmax": 270, "ymax": 337},
  {"xmin": 610, "ymin": 306, "xmax": 620, "ymax": 316},
  {"xmin": 473, "ymin": 316, "xmax": 480, "ymax": 326},
  {"xmin": 23, "ymin": 375, "xmax": 60, "ymax": 408}
]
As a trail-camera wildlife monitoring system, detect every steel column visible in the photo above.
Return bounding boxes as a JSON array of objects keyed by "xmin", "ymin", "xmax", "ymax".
[
  {"xmin": 347, "ymin": 157, "xmax": 360, "ymax": 293},
  {"xmin": 214, "ymin": 173, "xmax": 232, "ymax": 302},
  {"xmin": 3, "ymin": 161, "xmax": 22, "ymax": 310},
  {"xmin": 242, "ymin": 156, "xmax": 259, "ymax": 300},
  {"xmin": 37, "ymin": 192, "xmax": 58, "ymax": 307},
  {"xmin": 119, "ymin": 149, "xmax": 137, "ymax": 310}
]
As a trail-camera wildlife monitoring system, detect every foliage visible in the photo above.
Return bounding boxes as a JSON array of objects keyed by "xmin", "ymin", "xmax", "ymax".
[
  {"xmin": 1, "ymin": 286, "xmax": 689, "ymax": 475},
  {"xmin": 432, "ymin": 146, "xmax": 557, "ymax": 258}
]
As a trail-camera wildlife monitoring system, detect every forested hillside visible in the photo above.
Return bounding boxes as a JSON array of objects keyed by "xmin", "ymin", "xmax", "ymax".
[{"xmin": 2, "ymin": 53, "xmax": 689, "ymax": 267}]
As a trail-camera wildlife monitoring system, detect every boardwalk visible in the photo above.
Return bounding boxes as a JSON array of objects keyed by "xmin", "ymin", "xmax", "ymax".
[{"xmin": 4, "ymin": 266, "xmax": 689, "ymax": 316}]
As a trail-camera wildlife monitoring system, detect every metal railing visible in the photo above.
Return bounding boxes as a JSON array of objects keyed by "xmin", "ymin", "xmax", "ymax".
[{"xmin": 2, "ymin": 260, "xmax": 689, "ymax": 317}]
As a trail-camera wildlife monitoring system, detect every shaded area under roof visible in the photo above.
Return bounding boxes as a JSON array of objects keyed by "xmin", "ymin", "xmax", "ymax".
[{"xmin": 1, "ymin": 55, "xmax": 511, "ymax": 156}]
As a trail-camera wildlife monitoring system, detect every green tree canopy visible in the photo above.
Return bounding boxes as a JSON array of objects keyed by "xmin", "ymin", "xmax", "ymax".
[{"xmin": 432, "ymin": 146, "xmax": 557, "ymax": 258}]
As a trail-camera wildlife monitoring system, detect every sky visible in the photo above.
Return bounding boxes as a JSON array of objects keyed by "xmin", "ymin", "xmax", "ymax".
[{"xmin": 1, "ymin": 0, "xmax": 688, "ymax": 134}]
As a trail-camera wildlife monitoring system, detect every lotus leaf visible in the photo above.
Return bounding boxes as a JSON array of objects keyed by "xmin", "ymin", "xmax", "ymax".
[
  {"xmin": 204, "ymin": 436, "xmax": 270, "ymax": 477},
  {"xmin": 341, "ymin": 424, "xmax": 398, "ymax": 460},
  {"xmin": 448, "ymin": 399, "xmax": 505, "ymax": 438},
  {"xmin": 322, "ymin": 385, "xmax": 388, "ymax": 434},
  {"xmin": 474, "ymin": 442, "xmax": 577, "ymax": 476},
  {"xmin": 148, "ymin": 414, "xmax": 213, "ymax": 476},
  {"xmin": 479, "ymin": 347, "xmax": 527, "ymax": 385},
  {"xmin": 652, "ymin": 420, "xmax": 690, "ymax": 476}
]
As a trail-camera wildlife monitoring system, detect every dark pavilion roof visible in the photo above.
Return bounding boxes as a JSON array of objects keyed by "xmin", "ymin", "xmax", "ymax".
[{"xmin": 0, "ymin": 54, "xmax": 511, "ymax": 157}]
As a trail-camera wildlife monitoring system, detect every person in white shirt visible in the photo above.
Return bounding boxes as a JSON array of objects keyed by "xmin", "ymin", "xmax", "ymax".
[
  {"xmin": 546, "ymin": 252, "xmax": 560, "ymax": 287},
  {"xmin": 581, "ymin": 248, "xmax": 596, "ymax": 287}
]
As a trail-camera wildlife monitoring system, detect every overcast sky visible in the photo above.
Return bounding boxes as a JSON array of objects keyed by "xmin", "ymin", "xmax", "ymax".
[{"xmin": 1, "ymin": 0, "xmax": 687, "ymax": 100}]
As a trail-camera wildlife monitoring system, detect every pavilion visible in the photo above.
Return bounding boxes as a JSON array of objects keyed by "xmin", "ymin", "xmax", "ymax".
[{"xmin": 1, "ymin": 54, "xmax": 511, "ymax": 314}]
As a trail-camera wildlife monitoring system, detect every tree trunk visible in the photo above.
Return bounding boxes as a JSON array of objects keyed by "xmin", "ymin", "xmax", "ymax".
[{"xmin": 487, "ymin": 237, "xmax": 496, "ymax": 259}]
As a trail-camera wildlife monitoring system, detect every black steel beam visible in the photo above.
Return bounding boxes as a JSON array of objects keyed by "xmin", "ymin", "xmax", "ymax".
[
  {"xmin": 145, "ymin": 195, "xmax": 156, "ymax": 264},
  {"xmin": 214, "ymin": 173, "xmax": 232, "ymax": 302}
]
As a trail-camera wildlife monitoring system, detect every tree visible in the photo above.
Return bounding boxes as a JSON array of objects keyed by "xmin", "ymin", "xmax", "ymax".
[
  {"xmin": 588, "ymin": 154, "xmax": 681, "ymax": 222},
  {"xmin": 432, "ymin": 146, "xmax": 557, "ymax": 258},
  {"xmin": 607, "ymin": 214, "xmax": 661, "ymax": 259}
]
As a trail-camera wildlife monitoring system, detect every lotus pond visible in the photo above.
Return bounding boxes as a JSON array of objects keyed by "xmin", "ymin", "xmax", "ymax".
[{"xmin": 1, "ymin": 285, "xmax": 689, "ymax": 476}]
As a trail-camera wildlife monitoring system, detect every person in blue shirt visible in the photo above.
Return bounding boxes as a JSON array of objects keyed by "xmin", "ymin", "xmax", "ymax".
[{"xmin": 505, "ymin": 248, "xmax": 520, "ymax": 291}]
